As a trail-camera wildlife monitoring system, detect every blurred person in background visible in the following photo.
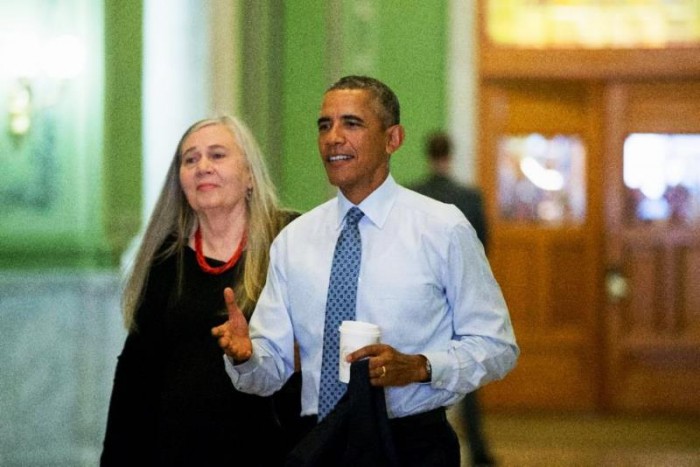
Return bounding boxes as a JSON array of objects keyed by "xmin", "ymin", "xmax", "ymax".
[{"xmin": 410, "ymin": 130, "xmax": 496, "ymax": 467}]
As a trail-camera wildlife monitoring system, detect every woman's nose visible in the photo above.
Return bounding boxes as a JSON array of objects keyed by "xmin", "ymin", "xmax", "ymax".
[{"xmin": 196, "ymin": 158, "xmax": 213, "ymax": 174}]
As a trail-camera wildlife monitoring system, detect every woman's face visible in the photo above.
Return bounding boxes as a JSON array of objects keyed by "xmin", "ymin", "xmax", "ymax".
[{"xmin": 179, "ymin": 124, "xmax": 252, "ymax": 216}]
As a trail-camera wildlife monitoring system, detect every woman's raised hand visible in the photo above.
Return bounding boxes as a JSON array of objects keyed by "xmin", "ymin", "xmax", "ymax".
[{"xmin": 211, "ymin": 287, "xmax": 253, "ymax": 362}]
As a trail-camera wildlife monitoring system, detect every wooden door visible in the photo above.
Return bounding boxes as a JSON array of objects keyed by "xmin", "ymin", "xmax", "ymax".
[
  {"xmin": 474, "ymin": 0, "xmax": 700, "ymax": 415},
  {"xmin": 478, "ymin": 79, "xmax": 700, "ymax": 414},
  {"xmin": 478, "ymin": 80, "xmax": 606, "ymax": 411},
  {"xmin": 602, "ymin": 81, "xmax": 700, "ymax": 413}
]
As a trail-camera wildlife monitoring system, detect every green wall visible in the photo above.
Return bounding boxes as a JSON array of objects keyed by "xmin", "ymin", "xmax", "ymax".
[
  {"xmin": 103, "ymin": 0, "xmax": 142, "ymax": 264},
  {"xmin": 279, "ymin": 2, "xmax": 332, "ymax": 212},
  {"xmin": 379, "ymin": 2, "xmax": 447, "ymax": 185},
  {"xmin": 0, "ymin": 1, "xmax": 446, "ymax": 267},
  {"xmin": 276, "ymin": 1, "xmax": 447, "ymax": 212}
]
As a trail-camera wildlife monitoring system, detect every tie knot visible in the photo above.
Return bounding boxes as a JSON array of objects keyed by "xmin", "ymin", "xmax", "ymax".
[{"xmin": 345, "ymin": 207, "xmax": 364, "ymax": 227}]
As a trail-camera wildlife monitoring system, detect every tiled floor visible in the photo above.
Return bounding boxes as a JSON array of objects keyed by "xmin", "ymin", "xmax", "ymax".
[
  {"xmin": 4, "ymin": 270, "xmax": 699, "ymax": 466},
  {"xmin": 0, "ymin": 270, "xmax": 124, "ymax": 466},
  {"xmin": 448, "ymin": 407, "xmax": 700, "ymax": 467}
]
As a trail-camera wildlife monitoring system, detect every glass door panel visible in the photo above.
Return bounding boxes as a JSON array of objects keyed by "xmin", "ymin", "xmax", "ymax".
[
  {"xmin": 497, "ymin": 133, "xmax": 586, "ymax": 224},
  {"xmin": 623, "ymin": 133, "xmax": 700, "ymax": 225}
]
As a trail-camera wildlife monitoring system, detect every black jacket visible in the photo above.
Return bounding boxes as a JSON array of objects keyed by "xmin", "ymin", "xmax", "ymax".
[{"xmin": 285, "ymin": 359, "xmax": 398, "ymax": 467}]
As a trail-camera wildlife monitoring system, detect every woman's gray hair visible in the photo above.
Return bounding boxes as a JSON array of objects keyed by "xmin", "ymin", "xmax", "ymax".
[{"xmin": 122, "ymin": 115, "xmax": 282, "ymax": 330}]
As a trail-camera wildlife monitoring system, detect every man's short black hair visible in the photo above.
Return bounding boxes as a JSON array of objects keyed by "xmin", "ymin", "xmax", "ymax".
[{"xmin": 326, "ymin": 75, "xmax": 400, "ymax": 128}]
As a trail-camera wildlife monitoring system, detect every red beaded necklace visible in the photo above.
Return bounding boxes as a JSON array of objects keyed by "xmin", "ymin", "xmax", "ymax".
[{"xmin": 194, "ymin": 226, "xmax": 247, "ymax": 275}]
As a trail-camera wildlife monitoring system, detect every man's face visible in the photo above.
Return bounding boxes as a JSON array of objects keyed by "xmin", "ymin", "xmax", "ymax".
[{"xmin": 317, "ymin": 89, "xmax": 394, "ymax": 205}]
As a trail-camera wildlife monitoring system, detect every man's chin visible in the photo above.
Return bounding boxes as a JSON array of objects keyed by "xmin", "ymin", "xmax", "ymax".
[{"xmin": 323, "ymin": 172, "xmax": 344, "ymax": 188}]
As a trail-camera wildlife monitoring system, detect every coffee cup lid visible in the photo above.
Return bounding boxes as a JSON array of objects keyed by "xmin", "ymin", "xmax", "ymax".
[{"xmin": 339, "ymin": 320, "xmax": 380, "ymax": 334}]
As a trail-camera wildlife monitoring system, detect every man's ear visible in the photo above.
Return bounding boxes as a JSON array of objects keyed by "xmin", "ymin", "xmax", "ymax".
[{"xmin": 385, "ymin": 124, "xmax": 405, "ymax": 155}]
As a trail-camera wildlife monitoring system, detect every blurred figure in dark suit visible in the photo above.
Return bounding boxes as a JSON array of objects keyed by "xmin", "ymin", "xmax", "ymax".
[{"xmin": 410, "ymin": 131, "xmax": 495, "ymax": 467}]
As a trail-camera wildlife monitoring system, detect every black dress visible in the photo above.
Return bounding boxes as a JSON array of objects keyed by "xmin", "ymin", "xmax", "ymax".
[{"xmin": 101, "ymin": 241, "xmax": 300, "ymax": 466}]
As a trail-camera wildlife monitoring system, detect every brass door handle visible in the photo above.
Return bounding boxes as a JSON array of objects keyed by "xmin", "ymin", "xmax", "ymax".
[{"xmin": 605, "ymin": 268, "xmax": 629, "ymax": 303}]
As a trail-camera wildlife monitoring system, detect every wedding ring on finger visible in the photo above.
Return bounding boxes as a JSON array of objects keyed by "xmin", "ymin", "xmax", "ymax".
[{"xmin": 380, "ymin": 365, "xmax": 387, "ymax": 377}]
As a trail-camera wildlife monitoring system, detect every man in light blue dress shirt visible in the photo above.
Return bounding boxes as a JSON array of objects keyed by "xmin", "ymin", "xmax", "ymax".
[{"xmin": 213, "ymin": 75, "xmax": 518, "ymax": 467}]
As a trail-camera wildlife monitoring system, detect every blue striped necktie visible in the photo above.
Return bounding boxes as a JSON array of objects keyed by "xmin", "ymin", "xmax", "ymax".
[{"xmin": 317, "ymin": 207, "xmax": 364, "ymax": 420}]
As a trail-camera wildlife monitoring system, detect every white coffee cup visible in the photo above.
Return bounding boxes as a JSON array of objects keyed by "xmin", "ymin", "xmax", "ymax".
[{"xmin": 338, "ymin": 320, "xmax": 381, "ymax": 383}]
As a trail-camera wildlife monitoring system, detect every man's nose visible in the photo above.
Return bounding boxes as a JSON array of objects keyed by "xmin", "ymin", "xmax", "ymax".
[{"xmin": 326, "ymin": 124, "xmax": 345, "ymax": 144}]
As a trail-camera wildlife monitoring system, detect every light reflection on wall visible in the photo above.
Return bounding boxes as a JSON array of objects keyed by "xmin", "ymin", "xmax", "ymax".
[
  {"xmin": 0, "ymin": 0, "xmax": 106, "ymax": 268},
  {"xmin": 623, "ymin": 133, "xmax": 700, "ymax": 224},
  {"xmin": 1, "ymin": 32, "xmax": 85, "ymax": 136},
  {"xmin": 0, "ymin": 16, "xmax": 87, "ymax": 212}
]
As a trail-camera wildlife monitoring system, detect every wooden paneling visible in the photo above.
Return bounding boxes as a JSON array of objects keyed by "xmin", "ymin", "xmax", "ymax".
[
  {"xmin": 549, "ymin": 240, "xmax": 593, "ymax": 329},
  {"xmin": 489, "ymin": 235, "xmax": 545, "ymax": 332},
  {"xmin": 476, "ymin": 2, "xmax": 700, "ymax": 81},
  {"xmin": 624, "ymin": 81, "xmax": 700, "ymax": 132},
  {"xmin": 603, "ymin": 81, "xmax": 700, "ymax": 414},
  {"xmin": 611, "ymin": 352, "xmax": 700, "ymax": 412},
  {"xmin": 477, "ymin": 1, "xmax": 700, "ymax": 414},
  {"xmin": 482, "ymin": 342, "xmax": 597, "ymax": 411},
  {"xmin": 479, "ymin": 48, "xmax": 700, "ymax": 80},
  {"xmin": 479, "ymin": 80, "xmax": 602, "ymax": 410}
]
